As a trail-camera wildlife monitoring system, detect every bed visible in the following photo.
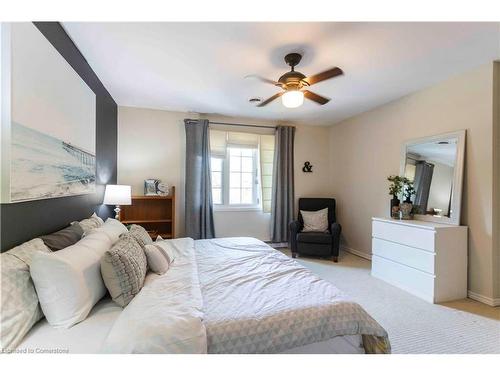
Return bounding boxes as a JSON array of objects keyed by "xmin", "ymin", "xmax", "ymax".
[{"xmin": 17, "ymin": 237, "xmax": 390, "ymax": 354}]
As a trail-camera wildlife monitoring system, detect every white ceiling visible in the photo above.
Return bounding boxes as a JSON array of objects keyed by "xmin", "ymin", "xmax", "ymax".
[
  {"xmin": 63, "ymin": 22, "xmax": 500, "ymax": 126},
  {"xmin": 408, "ymin": 138, "xmax": 458, "ymax": 167}
]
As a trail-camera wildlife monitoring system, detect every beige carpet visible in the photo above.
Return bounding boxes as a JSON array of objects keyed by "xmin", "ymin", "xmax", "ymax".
[{"xmin": 279, "ymin": 249, "xmax": 500, "ymax": 354}]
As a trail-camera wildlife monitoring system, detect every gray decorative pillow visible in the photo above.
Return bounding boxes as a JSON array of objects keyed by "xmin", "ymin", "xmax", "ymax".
[
  {"xmin": 127, "ymin": 224, "xmax": 153, "ymax": 248},
  {"xmin": 40, "ymin": 223, "xmax": 84, "ymax": 251},
  {"xmin": 100, "ymin": 233, "xmax": 147, "ymax": 307},
  {"xmin": 300, "ymin": 207, "xmax": 329, "ymax": 232},
  {"xmin": 1, "ymin": 238, "xmax": 51, "ymax": 351}
]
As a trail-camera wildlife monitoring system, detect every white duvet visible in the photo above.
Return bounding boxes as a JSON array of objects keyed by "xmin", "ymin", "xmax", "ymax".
[
  {"xmin": 102, "ymin": 238, "xmax": 206, "ymax": 353},
  {"xmin": 102, "ymin": 237, "xmax": 390, "ymax": 354}
]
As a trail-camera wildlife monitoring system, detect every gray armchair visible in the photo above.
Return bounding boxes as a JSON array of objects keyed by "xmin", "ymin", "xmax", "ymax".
[{"xmin": 289, "ymin": 198, "xmax": 341, "ymax": 262}]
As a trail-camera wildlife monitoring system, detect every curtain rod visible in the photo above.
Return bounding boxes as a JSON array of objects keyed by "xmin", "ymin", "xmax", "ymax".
[
  {"xmin": 209, "ymin": 121, "xmax": 277, "ymax": 130},
  {"xmin": 185, "ymin": 119, "xmax": 295, "ymax": 130}
]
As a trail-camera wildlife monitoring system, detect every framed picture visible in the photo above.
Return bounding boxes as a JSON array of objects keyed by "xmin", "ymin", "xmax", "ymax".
[
  {"xmin": 157, "ymin": 182, "xmax": 169, "ymax": 196},
  {"xmin": 3, "ymin": 23, "xmax": 96, "ymax": 203},
  {"xmin": 144, "ymin": 179, "xmax": 159, "ymax": 196}
]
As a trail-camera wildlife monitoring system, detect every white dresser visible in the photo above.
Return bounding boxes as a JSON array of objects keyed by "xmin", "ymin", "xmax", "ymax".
[{"xmin": 371, "ymin": 217, "xmax": 468, "ymax": 303}]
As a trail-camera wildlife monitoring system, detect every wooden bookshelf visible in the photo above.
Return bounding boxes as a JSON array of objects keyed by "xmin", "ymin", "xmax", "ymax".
[{"xmin": 119, "ymin": 186, "xmax": 175, "ymax": 239}]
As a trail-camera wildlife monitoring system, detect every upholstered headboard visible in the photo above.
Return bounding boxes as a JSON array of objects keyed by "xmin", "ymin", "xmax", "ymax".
[{"xmin": 0, "ymin": 22, "xmax": 117, "ymax": 252}]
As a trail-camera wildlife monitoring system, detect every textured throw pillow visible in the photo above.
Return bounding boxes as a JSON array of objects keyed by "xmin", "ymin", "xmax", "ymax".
[
  {"xmin": 1, "ymin": 238, "xmax": 51, "ymax": 351},
  {"xmin": 91, "ymin": 218, "xmax": 128, "ymax": 244},
  {"xmin": 100, "ymin": 233, "xmax": 147, "ymax": 307},
  {"xmin": 127, "ymin": 224, "xmax": 153, "ymax": 248},
  {"xmin": 76, "ymin": 213, "xmax": 104, "ymax": 234},
  {"xmin": 40, "ymin": 223, "xmax": 84, "ymax": 251},
  {"xmin": 30, "ymin": 231, "xmax": 112, "ymax": 328},
  {"xmin": 144, "ymin": 244, "xmax": 170, "ymax": 275},
  {"xmin": 300, "ymin": 207, "xmax": 329, "ymax": 232}
]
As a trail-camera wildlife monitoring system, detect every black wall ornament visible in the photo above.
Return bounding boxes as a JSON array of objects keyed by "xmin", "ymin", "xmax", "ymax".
[{"xmin": 302, "ymin": 161, "xmax": 313, "ymax": 173}]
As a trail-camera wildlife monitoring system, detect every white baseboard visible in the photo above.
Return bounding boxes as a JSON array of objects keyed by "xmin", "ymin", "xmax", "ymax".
[
  {"xmin": 467, "ymin": 290, "xmax": 500, "ymax": 307},
  {"xmin": 341, "ymin": 245, "xmax": 372, "ymax": 260}
]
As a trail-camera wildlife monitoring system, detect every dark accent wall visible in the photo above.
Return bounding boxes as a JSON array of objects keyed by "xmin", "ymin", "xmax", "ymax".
[{"xmin": 0, "ymin": 22, "xmax": 117, "ymax": 252}]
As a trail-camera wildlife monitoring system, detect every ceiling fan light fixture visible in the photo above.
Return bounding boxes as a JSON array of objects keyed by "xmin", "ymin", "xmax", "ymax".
[{"xmin": 282, "ymin": 90, "xmax": 304, "ymax": 108}]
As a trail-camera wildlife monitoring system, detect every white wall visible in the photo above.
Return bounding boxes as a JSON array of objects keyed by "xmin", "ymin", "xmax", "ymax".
[
  {"xmin": 118, "ymin": 108, "xmax": 331, "ymax": 240},
  {"xmin": 328, "ymin": 63, "xmax": 497, "ymax": 301},
  {"xmin": 118, "ymin": 108, "xmax": 187, "ymax": 237}
]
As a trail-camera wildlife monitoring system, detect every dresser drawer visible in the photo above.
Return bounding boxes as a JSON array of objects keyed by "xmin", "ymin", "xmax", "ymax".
[
  {"xmin": 372, "ymin": 220, "xmax": 435, "ymax": 251},
  {"xmin": 372, "ymin": 255, "xmax": 435, "ymax": 302},
  {"xmin": 372, "ymin": 238, "xmax": 435, "ymax": 274}
]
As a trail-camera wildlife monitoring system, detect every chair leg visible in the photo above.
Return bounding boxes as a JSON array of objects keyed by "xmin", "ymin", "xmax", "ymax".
[
  {"xmin": 292, "ymin": 252, "xmax": 297, "ymax": 258},
  {"xmin": 332, "ymin": 256, "xmax": 338, "ymax": 263}
]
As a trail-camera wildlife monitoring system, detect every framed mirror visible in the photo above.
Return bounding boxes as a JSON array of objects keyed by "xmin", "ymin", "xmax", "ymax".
[{"xmin": 400, "ymin": 130, "xmax": 466, "ymax": 225}]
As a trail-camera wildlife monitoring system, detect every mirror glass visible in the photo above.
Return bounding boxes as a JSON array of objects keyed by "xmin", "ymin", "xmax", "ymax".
[{"xmin": 403, "ymin": 136, "xmax": 458, "ymax": 218}]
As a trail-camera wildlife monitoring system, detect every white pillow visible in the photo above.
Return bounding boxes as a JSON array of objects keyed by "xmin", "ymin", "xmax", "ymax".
[
  {"xmin": 144, "ymin": 244, "xmax": 170, "ymax": 275},
  {"xmin": 153, "ymin": 240, "xmax": 177, "ymax": 263},
  {"xmin": 73, "ymin": 212, "xmax": 104, "ymax": 234},
  {"xmin": 91, "ymin": 218, "xmax": 128, "ymax": 244},
  {"xmin": 91, "ymin": 212, "xmax": 104, "ymax": 226},
  {"xmin": 300, "ymin": 207, "xmax": 329, "ymax": 232},
  {"xmin": 30, "ymin": 231, "xmax": 113, "ymax": 328}
]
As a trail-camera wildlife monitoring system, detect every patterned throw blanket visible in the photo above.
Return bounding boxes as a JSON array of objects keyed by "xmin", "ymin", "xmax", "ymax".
[{"xmin": 102, "ymin": 237, "xmax": 390, "ymax": 354}]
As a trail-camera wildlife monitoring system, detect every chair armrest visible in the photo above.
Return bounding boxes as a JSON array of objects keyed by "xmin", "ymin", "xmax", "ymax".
[
  {"xmin": 331, "ymin": 222, "xmax": 341, "ymax": 237},
  {"xmin": 289, "ymin": 220, "xmax": 302, "ymax": 235},
  {"xmin": 330, "ymin": 222, "xmax": 342, "ymax": 257},
  {"xmin": 289, "ymin": 220, "xmax": 302, "ymax": 254}
]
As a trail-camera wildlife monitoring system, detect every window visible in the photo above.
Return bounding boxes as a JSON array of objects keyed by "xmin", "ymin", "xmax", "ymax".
[
  {"xmin": 228, "ymin": 147, "xmax": 257, "ymax": 205},
  {"xmin": 210, "ymin": 130, "xmax": 274, "ymax": 210},
  {"xmin": 210, "ymin": 157, "xmax": 223, "ymax": 205},
  {"xmin": 210, "ymin": 146, "xmax": 259, "ymax": 208}
]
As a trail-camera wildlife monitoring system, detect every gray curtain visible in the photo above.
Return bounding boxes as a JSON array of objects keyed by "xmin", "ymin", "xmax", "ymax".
[
  {"xmin": 413, "ymin": 161, "xmax": 434, "ymax": 214},
  {"xmin": 271, "ymin": 126, "xmax": 295, "ymax": 243},
  {"xmin": 184, "ymin": 119, "xmax": 215, "ymax": 239}
]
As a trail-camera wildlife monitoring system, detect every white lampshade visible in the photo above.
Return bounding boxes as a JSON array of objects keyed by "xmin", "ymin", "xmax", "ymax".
[
  {"xmin": 103, "ymin": 185, "xmax": 131, "ymax": 205},
  {"xmin": 282, "ymin": 90, "xmax": 304, "ymax": 108}
]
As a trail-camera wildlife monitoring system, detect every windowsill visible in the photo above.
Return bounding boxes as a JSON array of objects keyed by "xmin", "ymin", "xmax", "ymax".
[{"xmin": 213, "ymin": 205, "xmax": 264, "ymax": 212}]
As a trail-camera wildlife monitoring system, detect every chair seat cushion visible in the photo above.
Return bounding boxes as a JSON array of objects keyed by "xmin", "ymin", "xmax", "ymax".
[{"xmin": 297, "ymin": 231, "xmax": 332, "ymax": 244}]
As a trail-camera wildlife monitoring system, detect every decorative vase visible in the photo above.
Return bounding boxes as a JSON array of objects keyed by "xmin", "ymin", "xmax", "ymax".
[
  {"xmin": 400, "ymin": 200, "xmax": 413, "ymax": 220},
  {"xmin": 390, "ymin": 196, "xmax": 400, "ymax": 219}
]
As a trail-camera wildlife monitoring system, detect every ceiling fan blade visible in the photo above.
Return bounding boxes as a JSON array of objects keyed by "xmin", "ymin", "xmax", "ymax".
[
  {"xmin": 245, "ymin": 74, "xmax": 282, "ymax": 87},
  {"xmin": 257, "ymin": 92, "xmax": 283, "ymax": 107},
  {"xmin": 303, "ymin": 90, "xmax": 330, "ymax": 105},
  {"xmin": 303, "ymin": 67, "xmax": 343, "ymax": 86}
]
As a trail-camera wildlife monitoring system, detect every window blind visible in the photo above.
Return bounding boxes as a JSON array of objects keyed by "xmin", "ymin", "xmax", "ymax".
[{"xmin": 210, "ymin": 130, "xmax": 227, "ymax": 157}]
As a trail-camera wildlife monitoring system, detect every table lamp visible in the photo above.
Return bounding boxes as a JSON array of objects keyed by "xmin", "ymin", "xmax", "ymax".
[{"xmin": 103, "ymin": 185, "xmax": 131, "ymax": 220}]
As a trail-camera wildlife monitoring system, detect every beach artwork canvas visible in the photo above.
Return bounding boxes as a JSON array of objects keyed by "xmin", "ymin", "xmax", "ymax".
[
  {"xmin": 10, "ymin": 122, "xmax": 96, "ymax": 202},
  {"xmin": 9, "ymin": 23, "xmax": 96, "ymax": 202}
]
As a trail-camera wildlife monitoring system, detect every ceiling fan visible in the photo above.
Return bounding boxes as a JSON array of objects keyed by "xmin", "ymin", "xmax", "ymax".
[{"xmin": 248, "ymin": 53, "xmax": 343, "ymax": 108}]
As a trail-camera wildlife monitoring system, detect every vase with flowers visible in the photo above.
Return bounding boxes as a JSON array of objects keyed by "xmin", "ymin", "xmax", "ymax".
[
  {"xmin": 401, "ymin": 178, "xmax": 415, "ymax": 219},
  {"xmin": 387, "ymin": 175, "xmax": 404, "ymax": 219}
]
